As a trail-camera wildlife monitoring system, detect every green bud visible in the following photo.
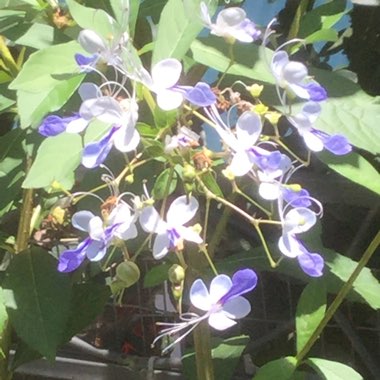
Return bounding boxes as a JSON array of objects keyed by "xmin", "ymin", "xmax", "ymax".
[
  {"xmin": 125, "ymin": 174, "xmax": 134, "ymax": 184},
  {"xmin": 168, "ymin": 264, "xmax": 185, "ymax": 284},
  {"xmin": 183, "ymin": 164, "xmax": 196, "ymax": 181},
  {"xmin": 171, "ymin": 283, "xmax": 184, "ymax": 301},
  {"xmin": 116, "ymin": 261, "xmax": 140, "ymax": 287}
]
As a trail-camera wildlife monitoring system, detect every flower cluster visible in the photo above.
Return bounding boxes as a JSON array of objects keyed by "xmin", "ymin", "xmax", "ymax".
[{"xmin": 36, "ymin": 3, "xmax": 354, "ymax": 353}]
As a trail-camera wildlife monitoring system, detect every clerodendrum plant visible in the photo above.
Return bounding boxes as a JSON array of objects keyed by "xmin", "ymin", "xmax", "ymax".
[{"xmin": 2, "ymin": 0, "xmax": 378, "ymax": 379}]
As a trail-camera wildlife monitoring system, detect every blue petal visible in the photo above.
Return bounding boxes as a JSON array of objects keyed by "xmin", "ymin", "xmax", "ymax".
[
  {"xmin": 297, "ymin": 251, "xmax": 324, "ymax": 277},
  {"xmin": 219, "ymin": 269, "xmax": 257, "ymax": 304},
  {"xmin": 82, "ymin": 126, "xmax": 118, "ymax": 168},
  {"xmin": 74, "ymin": 53, "xmax": 98, "ymax": 70},
  {"xmin": 304, "ymin": 82, "xmax": 328, "ymax": 101},
  {"xmin": 58, "ymin": 239, "xmax": 90, "ymax": 272},
  {"xmin": 181, "ymin": 82, "xmax": 216, "ymax": 107},
  {"xmin": 38, "ymin": 115, "xmax": 67, "ymax": 137},
  {"xmin": 323, "ymin": 134, "xmax": 352, "ymax": 155},
  {"xmin": 282, "ymin": 188, "xmax": 312, "ymax": 208}
]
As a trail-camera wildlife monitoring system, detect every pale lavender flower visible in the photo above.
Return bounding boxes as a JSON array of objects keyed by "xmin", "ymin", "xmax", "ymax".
[
  {"xmin": 139, "ymin": 195, "xmax": 202, "ymax": 259},
  {"xmin": 152, "ymin": 269, "xmax": 257, "ymax": 353},
  {"xmin": 58, "ymin": 203, "xmax": 137, "ymax": 273},
  {"xmin": 200, "ymin": 2, "xmax": 261, "ymax": 43},
  {"xmin": 289, "ymin": 102, "xmax": 352, "ymax": 155},
  {"xmin": 271, "ymin": 51, "xmax": 327, "ymax": 101}
]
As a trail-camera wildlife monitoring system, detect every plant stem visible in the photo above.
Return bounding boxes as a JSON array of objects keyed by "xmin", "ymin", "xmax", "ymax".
[
  {"xmin": 193, "ymin": 320, "xmax": 215, "ymax": 380},
  {"xmin": 295, "ymin": 229, "xmax": 380, "ymax": 365}
]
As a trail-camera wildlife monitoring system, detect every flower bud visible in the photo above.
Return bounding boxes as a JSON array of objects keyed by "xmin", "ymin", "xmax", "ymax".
[
  {"xmin": 253, "ymin": 103, "xmax": 268, "ymax": 115},
  {"xmin": 265, "ymin": 111, "xmax": 282, "ymax": 125},
  {"xmin": 248, "ymin": 84, "xmax": 264, "ymax": 98},
  {"xmin": 125, "ymin": 174, "xmax": 134, "ymax": 184},
  {"xmin": 168, "ymin": 264, "xmax": 185, "ymax": 284},
  {"xmin": 116, "ymin": 261, "xmax": 140, "ymax": 287},
  {"xmin": 183, "ymin": 163, "xmax": 197, "ymax": 181}
]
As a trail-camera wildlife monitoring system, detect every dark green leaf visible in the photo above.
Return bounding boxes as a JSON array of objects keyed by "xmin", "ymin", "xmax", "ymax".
[
  {"xmin": 253, "ymin": 356, "xmax": 297, "ymax": 379},
  {"xmin": 296, "ymin": 281, "xmax": 326, "ymax": 354},
  {"xmin": 63, "ymin": 282, "xmax": 110, "ymax": 342},
  {"xmin": 143, "ymin": 263, "xmax": 172, "ymax": 288},
  {"xmin": 3, "ymin": 247, "xmax": 72, "ymax": 360},
  {"xmin": 200, "ymin": 171, "xmax": 224, "ymax": 198},
  {"xmin": 152, "ymin": 0, "xmax": 217, "ymax": 64},
  {"xmin": 152, "ymin": 168, "xmax": 178, "ymax": 200},
  {"xmin": 23, "ymin": 133, "xmax": 82, "ymax": 189},
  {"xmin": 307, "ymin": 357, "xmax": 363, "ymax": 379}
]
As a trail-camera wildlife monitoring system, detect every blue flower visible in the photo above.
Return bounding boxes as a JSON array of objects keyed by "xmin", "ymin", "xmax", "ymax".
[{"xmin": 38, "ymin": 114, "xmax": 81, "ymax": 137}]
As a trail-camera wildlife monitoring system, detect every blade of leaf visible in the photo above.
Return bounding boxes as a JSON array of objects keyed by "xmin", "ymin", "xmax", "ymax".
[
  {"xmin": 307, "ymin": 357, "xmax": 363, "ymax": 379},
  {"xmin": 296, "ymin": 281, "xmax": 327, "ymax": 354}
]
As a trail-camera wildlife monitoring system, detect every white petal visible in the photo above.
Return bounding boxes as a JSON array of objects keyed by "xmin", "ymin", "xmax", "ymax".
[
  {"xmin": 78, "ymin": 29, "xmax": 106, "ymax": 54},
  {"xmin": 109, "ymin": 203, "xmax": 131, "ymax": 225},
  {"xmin": 288, "ymin": 83, "xmax": 310, "ymax": 100},
  {"xmin": 190, "ymin": 279, "xmax": 212, "ymax": 311},
  {"xmin": 156, "ymin": 90, "xmax": 184, "ymax": 111},
  {"xmin": 113, "ymin": 124, "xmax": 140, "ymax": 152},
  {"xmin": 283, "ymin": 61, "xmax": 308, "ymax": 84},
  {"xmin": 222, "ymin": 296, "xmax": 251, "ymax": 319},
  {"xmin": 302, "ymin": 102, "xmax": 321, "ymax": 123},
  {"xmin": 88, "ymin": 216, "xmax": 105, "ymax": 240},
  {"xmin": 229, "ymin": 151, "xmax": 253, "ymax": 177},
  {"xmin": 284, "ymin": 207, "xmax": 316, "ymax": 234},
  {"xmin": 208, "ymin": 311, "xmax": 237, "ymax": 330},
  {"xmin": 216, "ymin": 7, "xmax": 246, "ymax": 28},
  {"xmin": 166, "ymin": 195, "xmax": 199, "ymax": 226},
  {"xmin": 66, "ymin": 118, "xmax": 88, "ymax": 133},
  {"xmin": 86, "ymin": 240, "xmax": 107, "ymax": 261},
  {"xmin": 177, "ymin": 226, "xmax": 203, "ymax": 244},
  {"xmin": 259, "ymin": 182, "xmax": 281, "ymax": 200},
  {"xmin": 236, "ymin": 111, "xmax": 262, "ymax": 148},
  {"xmin": 271, "ymin": 51, "xmax": 289, "ymax": 81},
  {"xmin": 152, "ymin": 233, "xmax": 170, "ymax": 260},
  {"xmin": 152, "ymin": 58, "xmax": 182, "ymax": 90},
  {"xmin": 72, "ymin": 211, "xmax": 95, "ymax": 232},
  {"xmin": 228, "ymin": 28, "xmax": 254, "ymax": 43},
  {"xmin": 200, "ymin": 2, "xmax": 212, "ymax": 25},
  {"xmin": 78, "ymin": 82, "xmax": 99, "ymax": 101},
  {"xmin": 278, "ymin": 233, "xmax": 303, "ymax": 258},
  {"xmin": 139, "ymin": 206, "xmax": 166, "ymax": 233},
  {"xmin": 303, "ymin": 131, "xmax": 324, "ymax": 152},
  {"xmin": 116, "ymin": 223, "xmax": 138, "ymax": 240},
  {"xmin": 209, "ymin": 274, "xmax": 232, "ymax": 304}
]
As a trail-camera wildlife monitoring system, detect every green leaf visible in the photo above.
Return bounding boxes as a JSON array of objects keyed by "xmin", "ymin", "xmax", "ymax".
[
  {"xmin": 0, "ymin": 128, "xmax": 25, "ymax": 216},
  {"xmin": 11, "ymin": 340, "xmax": 41, "ymax": 370},
  {"xmin": 15, "ymin": 23, "xmax": 61, "ymax": 49},
  {"xmin": 0, "ymin": 94, "xmax": 15, "ymax": 112},
  {"xmin": 304, "ymin": 29, "xmax": 338, "ymax": 45},
  {"xmin": 3, "ymin": 247, "xmax": 72, "ymax": 360},
  {"xmin": 143, "ymin": 263, "xmax": 172, "ymax": 288},
  {"xmin": 307, "ymin": 358, "xmax": 363, "ymax": 379},
  {"xmin": 23, "ymin": 133, "xmax": 82, "ymax": 189},
  {"xmin": 253, "ymin": 357, "xmax": 297, "ymax": 380},
  {"xmin": 10, "ymin": 41, "xmax": 83, "ymax": 92},
  {"xmin": 63, "ymin": 283, "xmax": 110, "ymax": 342},
  {"xmin": 10, "ymin": 41, "xmax": 85, "ymax": 128},
  {"xmin": 312, "ymin": 90, "xmax": 380, "ymax": 155},
  {"xmin": 152, "ymin": 168, "xmax": 178, "ymax": 200},
  {"xmin": 0, "ymin": 288, "xmax": 8, "ymax": 358},
  {"xmin": 183, "ymin": 335, "xmax": 249, "ymax": 380},
  {"xmin": 316, "ymin": 151, "xmax": 380, "ymax": 196},
  {"xmin": 296, "ymin": 281, "xmax": 327, "ymax": 354},
  {"xmin": 212, "ymin": 335, "xmax": 249, "ymax": 380},
  {"xmin": 217, "ymin": 242, "xmax": 380, "ymax": 309},
  {"xmin": 152, "ymin": 0, "xmax": 217, "ymax": 65},
  {"xmin": 191, "ymin": 37, "xmax": 276, "ymax": 85},
  {"xmin": 109, "ymin": 0, "xmax": 140, "ymax": 38},
  {"xmin": 66, "ymin": 0, "xmax": 117, "ymax": 39},
  {"xmin": 17, "ymin": 74, "xmax": 84, "ymax": 129},
  {"xmin": 299, "ymin": 0, "xmax": 348, "ymax": 38},
  {"xmin": 200, "ymin": 171, "xmax": 224, "ymax": 198}
]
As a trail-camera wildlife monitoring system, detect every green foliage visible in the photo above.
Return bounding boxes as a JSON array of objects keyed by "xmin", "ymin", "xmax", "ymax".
[
  {"xmin": 152, "ymin": 0, "xmax": 217, "ymax": 64},
  {"xmin": 306, "ymin": 357, "xmax": 363, "ymax": 379},
  {"xmin": 183, "ymin": 335, "xmax": 249, "ymax": 380},
  {"xmin": 9, "ymin": 41, "xmax": 85, "ymax": 128},
  {"xmin": 3, "ymin": 247, "xmax": 72, "ymax": 360},
  {"xmin": 253, "ymin": 357, "xmax": 297, "ymax": 379},
  {"xmin": 296, "ymin": 281, "xmax": 327, "ymax": 354},
  {"xmin": 23, "ymin": 133, "xmax": 82, "ymax": 189},
  {"xmin": 143, "ymin": 262, "xmax": 172, "ymax": 288},
  {"xmin": 152, "ymin": 167, "xmax": 178, "ymax": 200}
]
